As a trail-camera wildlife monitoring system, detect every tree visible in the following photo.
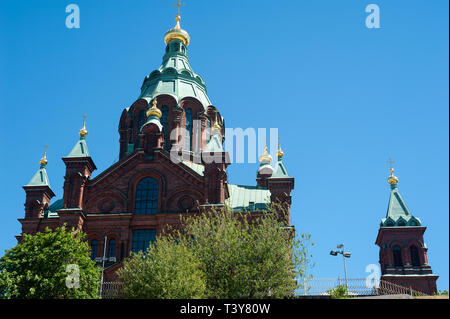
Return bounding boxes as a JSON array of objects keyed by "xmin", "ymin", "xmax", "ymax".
[
  {"xmin": 116, "ymin": 234, "xmax": 206, "ymax": 299},
  {"xmin": 117, "ymin": 203, "xmax": 314, "ymax": 299},
  {"xmin": 327, "ymin": 284, "xmax": 349, "ymax": 299},
  {"xmin": 0, "ymin": 226, "xmax": 101, "ymax": 299},
  {"xmin": 180, "ymin": 204, "xmax": 314, "ymax": 298}
]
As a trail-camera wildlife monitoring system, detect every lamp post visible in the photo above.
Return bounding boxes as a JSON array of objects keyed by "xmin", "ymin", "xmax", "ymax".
[
  {"xmin": 330, "ymin": 243, "xmax": 351, "ymax": 289},
  {"xmin": 96, "ymin": 236, "xmax": 117, "ymax": 297}
]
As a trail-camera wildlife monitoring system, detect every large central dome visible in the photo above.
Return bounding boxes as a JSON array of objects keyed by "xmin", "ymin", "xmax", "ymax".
[{"xmin": 139, "ymin": 14, "xmax": 211, "ymax": 110}]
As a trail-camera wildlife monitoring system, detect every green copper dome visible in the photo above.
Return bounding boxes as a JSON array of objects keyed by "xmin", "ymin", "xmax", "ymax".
[{"xmin": 139, "ymin": 18, "xmax": 211, "ymax": 109}]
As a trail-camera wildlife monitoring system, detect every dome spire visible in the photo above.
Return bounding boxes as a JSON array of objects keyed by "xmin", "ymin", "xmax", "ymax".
[
  {"xmin": 164, "ymin": 0, "xmax": 190, "ymax": 46},
  {"xmin": 387, "ymin": 158, "xmax": 399, "ymax": 187},
  {"xmin": 276, "ymin": 137, "xmax": 284, "ymax": 160},
  {"xmin": 259, "ymin": 139, "xmax": 273, "ymax": 164},
  {"xmin": 79, "ymin": 114, "xmax": 88, "ymax": 139},
  {"xmin": 212, "ymin": 111, "xmax": 221, "ymax": 133},
  {"xmin": 147, "ymin": 97, "xmax": 162, "ymax": 119},
  {"xmin": 39, "ymin": 144, "xmax": 48, "ymax": 168}
]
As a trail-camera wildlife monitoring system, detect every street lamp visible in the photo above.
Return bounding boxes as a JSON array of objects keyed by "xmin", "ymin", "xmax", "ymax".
[
  {"xmin": 330, "ymin": 243, "xmax": 351, "ymax": 289},
  {"xmin": 97, "ymin": 236, "xmax": 116, "ymax": 297}
]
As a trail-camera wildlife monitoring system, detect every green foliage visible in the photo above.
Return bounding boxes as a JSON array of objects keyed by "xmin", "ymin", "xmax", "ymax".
[
  {"xmin": 433, "ymin": 290, "xmax": 449, "ymax": 296},
  {"xmin": 0, "ymin": 225, "xmax": 101, "ymax": 299},
  {"xmin": 413, "ymin": 290, "xmax": 425, "ymax": 297},
  {"xmin": 117, "ymin": 235, "xmax": 206, "ymax": 299},
  {"xmin": 117, "ymin": 203, "xmax": 314, "ymax": 299},
  {"xmin": 327, "ymin": 284, "xmax": 349, "ymax": 299}
]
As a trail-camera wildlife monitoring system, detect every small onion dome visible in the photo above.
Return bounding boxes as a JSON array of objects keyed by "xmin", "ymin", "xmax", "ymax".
[
  {"xmin": 39, "ymin": 150, "xmax": 48, "ymax": 167},
  {"xmin": 276, "ymin": 143, "xmax": 284, "ymax": 159},
  {"xmin": 79, "ymin": 119, "xmax": 88, "ymax": 138},
  {"xmin": 259, "ymin": 146, "xmax": 273, "ymax": 164},
  {"xmin": 164, "ymin": 14, "xmax": 190, "ymax": 46},
  {"xmin": 147, "ymin": 98, "xmax": 162, "ymax": 118},
  {"xmin": 388, "ymin": 168, "xmax": 399, "ymax": 185},
  {"xmin": 212, "ymin": 119, "xmax": 221, "ymax": 133}
]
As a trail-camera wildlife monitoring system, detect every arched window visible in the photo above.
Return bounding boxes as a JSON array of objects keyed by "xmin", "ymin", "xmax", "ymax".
[
  {"xmin": 90, "ymin": 240, "xmax": 98, "ymax": 260},
  {"xmin": 161, "ymin": 106, "xmax": 169, "ymax": 150},
  {"xmin": 393, "ymin": 245, "xmax": 403, "ymax": 267},
  {"xmin": 108, "ymin": 239, "xmax": 116, "ymax": 258},
  {"xmin": 410, "ymin": 246, "xmax": 420, "ymax": 267},
  {"xmin": 206, "ymin": 117, "xmax": 211, "ymax": 144},
  {"xmin": 135, "ymin": 177, "xmax": 159, "ymax": 215},
  {"xmin": 135, "ymin": 109, "xmax": 146, "ymax": 147},
  {"xmin": 184, "ymin": 108, "xmax": 192, "ymax": 151},
  {"xmin": 138, "ymin": 109, "xmax": 146, "ymax": 130}
]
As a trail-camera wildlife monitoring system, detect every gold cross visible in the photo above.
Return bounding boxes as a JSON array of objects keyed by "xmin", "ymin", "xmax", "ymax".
[
  {"xmin": 173, "ymin": 0, "xmax": 184, "ymax": 16},
  {"xmin": 387, "ymin": 157, "xmax": 395, "ymax": 169},
  {"xmin": 387, "ymin": 157, "xmax": 395, "ymax": 175}
]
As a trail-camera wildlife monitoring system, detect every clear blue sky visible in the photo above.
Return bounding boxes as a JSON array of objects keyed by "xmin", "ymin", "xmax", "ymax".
[{"xmin": 0, "ymin": 0, "xmax": 448, "ymax": 291}]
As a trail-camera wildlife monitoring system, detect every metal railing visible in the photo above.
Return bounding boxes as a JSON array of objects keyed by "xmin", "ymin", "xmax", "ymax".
[
  {"xmin": 101, "ymin": 282, "xmax": 123, "ymax": 299},
  {"xmin": 297, "ymin": 278, "xmax": 428, "ymax": 297},
  {"xmin": 100, "ymin": 278, "xmax": 428, "ymax": 299}
]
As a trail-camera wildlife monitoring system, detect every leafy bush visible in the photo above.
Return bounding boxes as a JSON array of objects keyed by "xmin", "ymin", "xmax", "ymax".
[
  {"xmin": 117, "ymin": 203, "xmax": 314, "ymax": 299},
  {"xmin": 0, "ymin": 226, "xmax": 101, "ymax": 299}
]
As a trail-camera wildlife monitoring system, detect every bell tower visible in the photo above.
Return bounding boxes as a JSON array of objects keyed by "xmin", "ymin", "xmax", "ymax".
[{"xmin": 375, "ymin": 164, "xmax": 438, "ymax": 295}]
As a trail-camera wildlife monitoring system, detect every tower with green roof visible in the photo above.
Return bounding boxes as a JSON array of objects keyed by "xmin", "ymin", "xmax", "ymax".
[
  {"xmin": 22, "ymin": 149, "xmax": 55, "ymax": 220},
  {"xmin": 375, "ymin": 167, "xmax": 438, "ymax": 295}
]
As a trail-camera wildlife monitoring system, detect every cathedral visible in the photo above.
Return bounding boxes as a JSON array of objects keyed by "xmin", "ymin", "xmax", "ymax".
[
  {"xmin": 17, "ymin": 9, "xmax": 438, "ymax": 294},
  {"xmin": 18, "ymin": 12, "xmax": 294, "ymax": 281}
]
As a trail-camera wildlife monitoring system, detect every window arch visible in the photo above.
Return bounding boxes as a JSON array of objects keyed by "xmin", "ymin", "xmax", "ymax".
[
  {"xmin": 135, "ymin": 177, "xmax": 159, "ymax": 215},
  {"xmin": 206, "ymin": 117, "xmax": 211, "ymax": 144},
  {"xmin": 410, "ymin": 245, "xmax": 421, "ymax": 267},
  {"xmin": 184, "ymin": 108, "xmax": 192, "ymax": 151},
  {"xmin": 108, "ymin": 239, "xmax": 116, "ymax": 258},
  {"xmin": 393, "ymin": 245, "xmax": 403, "ymax": 267},
  {"xmin": 90, "ymin": 239, "xmax": 98, "ymax": 260},
  {"xmin": 161, "ymin": 106, "xmax": 169, "ymax": 150}
]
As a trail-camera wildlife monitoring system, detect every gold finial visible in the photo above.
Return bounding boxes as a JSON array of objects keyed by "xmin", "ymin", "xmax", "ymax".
[
  {"xmin": 164, "ymin": 0, "xmax": 190, "ymax": 46},
  {"xmin": 147, "ymin": 97, "xmax": 162, "ymax": 118},
  {"xmin": 173, "ymin": 0, "xmax": 184, "ymax": 29},
  {"xmin": 40, "ymin": 144, "xmax": 48, "ymax": 167},
  {"xmin": 276, "ymin": 137, "xmax": 284, "ymax": 159},
  {"xmin": 259, "ymin": 139, "xmax": 273, "ymax": 164},
  {"xmin": 79, "ymin": 114, "xmax": 88, "ymax": 138},
  {"xmin": 173, "ymin": 0, "xmax": 184, "ymax": 17},
  {"xmin": 387, "ymin": 158, "xmax": 399, "ymax": 185},
  {"xmin": 212, "ymin": 111, "xmax": 221, "ymax": 132}
]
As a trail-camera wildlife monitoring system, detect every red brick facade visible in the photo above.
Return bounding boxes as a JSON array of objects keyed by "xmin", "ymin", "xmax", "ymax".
[
  {"xmin": 18, "ymin": 95, "xmax": 294, "ymax": 281},
  {"xmin": 376, "ymin": 226, "xmax": 438, "ymax": 295}
]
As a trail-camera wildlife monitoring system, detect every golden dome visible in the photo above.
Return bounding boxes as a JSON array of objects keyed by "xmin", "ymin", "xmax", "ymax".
[
  {"xmin": 211, "ymin": 112, "xmax": 221, "ymax": 132},
  {"xmin": 387, "ymin": 168, "xmax": 399, "ymax": 184},
  {"xmin": 147, "ymin": 98, "xmax": 162, "ymax": 118},
  {"xmin": 164, "ymin": 14, "xmax": 190, "ymax": 46},
  {"xmin": 79, "ymin": 118, "xmax": 88, "ymax": 137},
  {"xmin": 276, "ymin": 142, "xmax": 284, "ymax": 159},
  {"xmin": 40, "ymin": 149, "xmax": 48, "ymax": 166},
  {"xmin": 259, "ymin": 146, "xmax": 273, "ymax": 164}
]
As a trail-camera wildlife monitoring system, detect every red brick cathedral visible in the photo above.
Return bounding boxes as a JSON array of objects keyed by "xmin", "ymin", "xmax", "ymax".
[{"xmin": 18, "ymin": 13, "xmax": 295, "ymax": 280}]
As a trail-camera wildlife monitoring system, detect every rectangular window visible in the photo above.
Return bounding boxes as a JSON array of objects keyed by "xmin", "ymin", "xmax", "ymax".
[{"xmin": 132, "ymin": 229, "xmax": 156, "ymax": 253}]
